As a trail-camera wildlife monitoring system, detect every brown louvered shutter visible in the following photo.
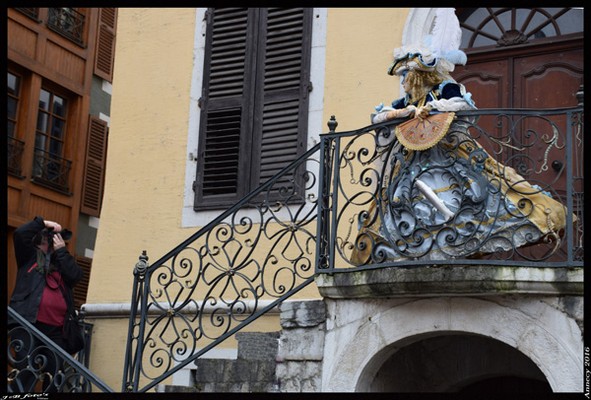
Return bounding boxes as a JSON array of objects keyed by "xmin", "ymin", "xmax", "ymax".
[
  {"xmin": 81, "ymin": 116, "xmax": 108, "ymax": 216},
  {"xmin": 194, "ymin": 8, "xmax": 257, "ymax": 209},
  {"xmin": 253, "ymin": 8, "xmax": 312, "ymax": 200},
  {"xmin": 194, "ymin": 8, "xmax": 312, "ymax": 210},
  {"xmin": 94, "ymin": 8, "xmax": 117, "ymax": 82},
  {"xmin": 73, "ymin": 256, "xmax": 92, "ymax": 309}
]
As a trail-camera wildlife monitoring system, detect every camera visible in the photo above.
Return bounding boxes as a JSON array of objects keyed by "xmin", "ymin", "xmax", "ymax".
[{"xmin": 33, "ymin": 227, "xmax": 73, "ymax": 248}]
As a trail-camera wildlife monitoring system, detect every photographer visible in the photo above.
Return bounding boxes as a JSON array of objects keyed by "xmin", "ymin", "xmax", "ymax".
[{"xmin": 8, "ymin": 216, "xmax": 83, "ymax": 392}]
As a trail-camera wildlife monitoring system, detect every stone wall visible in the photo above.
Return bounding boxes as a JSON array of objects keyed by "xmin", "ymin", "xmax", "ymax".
[
  {"xmin": 159, "ymin": 331, "xmax": 280, "ymax": 393},
  {"xmin": 192, "ymin": 331, "xmax": 280, "ymax": 392},
  {"xmin": 276, "ymin": 300, "xmax": 326, "ymax": 392}
]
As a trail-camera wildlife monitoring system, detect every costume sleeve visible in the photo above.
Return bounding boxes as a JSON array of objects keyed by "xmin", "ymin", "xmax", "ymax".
[
  {"xmin": 13, "ymin": 216, "xmax": 45, "ymax": 269},
  {"xmin": 54, "ymin": 247, "xmax": 83, "ymax": 287},
  {"xmin": 391, "ymin": 97, "xmax": 407, "ymax": 109}
]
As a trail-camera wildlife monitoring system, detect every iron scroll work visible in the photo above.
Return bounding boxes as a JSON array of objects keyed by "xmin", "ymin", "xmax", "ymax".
[
  {"xmin": 318, "ymin": 108, "xmax": 583, "ymax": 271},
  {"xmin": 122, "ymin": 146, "xmax": 321, "ymax": 392},
  {"xmin": 122, "ymin": 107, "xmax": 582, "ymax": 392}
]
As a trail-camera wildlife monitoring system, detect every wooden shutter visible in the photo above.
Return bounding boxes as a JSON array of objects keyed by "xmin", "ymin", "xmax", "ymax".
[
  {"xmin": 194, "ymin": 8, "xmax": 257, "ymax": 209},
  {"xmin": 254, "ymin": 8, "xmax": 312, "ymax": 200},
  {"xmin": 73, "ymin": 256, "xmax": 92, "ymax": 309},
  {"xmin": 194, "ymin": 8, "xmax": 312, "ymax": 210},
  {"xmin": 94, "ymin": 8, "xmax": 117, "ymax": 82},
  {"xmin": 81, "ymin": 116, "xmax": 108, "ymax": 216}
]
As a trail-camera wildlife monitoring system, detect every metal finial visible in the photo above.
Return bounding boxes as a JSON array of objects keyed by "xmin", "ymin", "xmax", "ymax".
[
  {"xmin": 134, "ymin": 250, "xmax": 149, "ymax": 279},
  {"xmin": 327, "ymin": 115, "xmax": 338, "ymax": 133}
]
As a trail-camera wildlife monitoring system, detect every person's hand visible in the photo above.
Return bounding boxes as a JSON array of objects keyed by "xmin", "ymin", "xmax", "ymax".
[
  {"xmin": 402, "ymin": 105, "xmax": 417, "ymax": 118},
  {"xmin": 52, "ymin": 233, "xmax": 66, "ymax": 250},
  {"xmin": 44, "ymin": 220, "xmax": 62, "ymax": 233},
  {"xmin": 415, "ymin": 105, "xmax": 432, "ymax": 120},
  {"xmin": 372, "ymin": 105, "xmax": 417, "ymax": 123}
]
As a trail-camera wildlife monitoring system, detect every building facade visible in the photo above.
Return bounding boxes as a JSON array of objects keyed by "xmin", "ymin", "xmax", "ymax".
[
  {"xmin": 7, "ymin": 8, "xmax": 116, "ymax": 308},
  {"xmin": 78, "ymin": 8, "xmax": 583, "ymax": 393}
]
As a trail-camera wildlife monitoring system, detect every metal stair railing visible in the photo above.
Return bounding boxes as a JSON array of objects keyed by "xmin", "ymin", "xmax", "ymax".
[
  {"xmin": 121, "ymin": 103, "xmax": 583, "ymax": 392},
  {"xmin": 122, "ymin": 141, "xmax": 324, "ymax": 392},
  {"xmin": 7, "ymin": 307, "xmax": 114, "ymax": 393}
]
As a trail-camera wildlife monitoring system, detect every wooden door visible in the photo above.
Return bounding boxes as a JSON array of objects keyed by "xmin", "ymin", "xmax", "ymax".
[
  {"xmin": 451, "ymin": 8, "xmax": 583, "ymax": 261},
  {"xmin": 454, "ymin": 44, "xmax": 583, "ymax": 193}
]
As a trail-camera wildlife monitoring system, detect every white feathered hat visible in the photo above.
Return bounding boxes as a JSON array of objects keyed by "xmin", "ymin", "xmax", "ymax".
[{"xmin": 388, "ymin": 8, "xmax": 467, "ymax": 78}]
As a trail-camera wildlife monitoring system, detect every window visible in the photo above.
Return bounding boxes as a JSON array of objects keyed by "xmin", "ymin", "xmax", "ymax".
[
  {"xmin": 7, "ymin": 71, "xmax": 25, "ymax": 177},
  {"xmin": 32, "ymin": 87, "xmax": 72, "ymax": 193},
  {"xmin": 459, "ymin": 8, "xmax": 584, "ymax": 49},
  {"xmin": 193, "ymin": 8, "xmax": 313, "ymax": 210}
]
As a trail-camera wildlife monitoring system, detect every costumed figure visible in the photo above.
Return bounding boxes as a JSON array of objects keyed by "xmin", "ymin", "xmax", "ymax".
[{"xmin": 352, "ymin": 9, "xmax": 569, "ymax": 264}]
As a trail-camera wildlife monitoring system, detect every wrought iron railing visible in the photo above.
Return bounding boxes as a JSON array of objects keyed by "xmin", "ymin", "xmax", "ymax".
[
  {"xmin": 317, "ymin": 107, "xmax": 583, "ymax": 272},
  {"xmin": 31, "ymin": 148, "xmax": 72, "ymax": 194},
  {"xmin": 15, "ymin": 8, "xmax": 39, "ymax": 20},
  {"xmin": 122, "ymin": 145, "xmax": 321, "ymax": 392},
  {"xmin": 7, "ymin": 307, "xmax": 113, "ymax": 393},
  {"xmin": 8, "ymin": 136, "xmax": 25, "ymax": 178},
  {"xmin": 122, "ymin": 104, "xmax": 582, "ymax": 392},
  {"xmin": 47, "ymin": 8, "xmax": 85, "ymax": 46}
]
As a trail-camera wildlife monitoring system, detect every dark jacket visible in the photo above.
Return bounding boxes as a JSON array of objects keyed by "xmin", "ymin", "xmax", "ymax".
[{"xmin": 9, "ymin": 216, "xmax": 83, "ymax": 325}]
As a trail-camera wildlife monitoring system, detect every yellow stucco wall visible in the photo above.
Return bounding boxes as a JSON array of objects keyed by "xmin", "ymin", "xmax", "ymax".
[
  {"xmin": 87, "ymin": 7, "xmax": 409, "ymax": 391},
  {"xmin": 88, "ymin": 8, "xmax": 197, "ymax": 304},
  {"xmin": 324, "ymin": 8, "xmax": 409, "ymax": 132}
]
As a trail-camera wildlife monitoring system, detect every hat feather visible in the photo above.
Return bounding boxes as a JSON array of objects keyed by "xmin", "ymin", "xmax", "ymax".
[{"xmin": 429, "ymin": 8, "xmax": 463, "ymax": 60}]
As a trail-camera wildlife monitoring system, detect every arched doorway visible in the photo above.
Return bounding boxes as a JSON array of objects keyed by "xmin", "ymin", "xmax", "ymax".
[
  {"xmin": 367, "ymin": 333, "xmax": 552, "ymax": 393},
  {"xmin": 321, "ymin": 297, "xmax": 582, "ymax": 392}
]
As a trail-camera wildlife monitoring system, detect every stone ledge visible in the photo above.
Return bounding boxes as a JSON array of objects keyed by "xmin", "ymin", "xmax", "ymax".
[{"xmin": 315, "ymin": 265, "xmax": 583, "ymax": 299}]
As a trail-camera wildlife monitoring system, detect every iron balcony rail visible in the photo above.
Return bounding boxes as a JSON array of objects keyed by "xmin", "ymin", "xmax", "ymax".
[
  {"xmin": 47, "ymin": 8, "xmax": 85, "ymax": 46},
  {"xmin": 122, "ymin": 105, "xmax": 582, "ymax": 392},
  {"xmin": 7, "ymin": 307, "xmax": 113, "ymax": 393},
  {"xmin": 31, "ymin": 148, "xmax": 72, "ymax": 194},
  {"xmin": 15, "ymin": 8, "xmax": 40, "ymax": 20},
  {"xmin": 317, "ymin": 107, "xmax": 583, "ymax": 273}
]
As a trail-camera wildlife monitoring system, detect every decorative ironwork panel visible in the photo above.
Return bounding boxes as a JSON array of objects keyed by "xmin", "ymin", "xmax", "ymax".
[
  {"xmin": 31, "ymin": 148, "xmax": 72, "ymax": 194},
  {"xmin": 15, "ymin": 8, "xmax": 39, "ymax": 20},
  {"xmin": 123, "ymin": 148, "xmax": 320, "ymax": 392},
  {"xmin": 7, "ymin": 307, "xmax": 113, "ymax": 393},
  {"xmin": 318, "ymin": 108, "xmax": 583, "ymax": 271},
  {"xmin": 47, "ymin": 8, "xmax": 85, "ymax": 46}
]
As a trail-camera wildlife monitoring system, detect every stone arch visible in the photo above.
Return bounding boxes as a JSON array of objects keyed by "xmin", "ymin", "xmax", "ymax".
[{"xmin": 321, "ymin": 297, "xmax": 582, "ymax": 392}]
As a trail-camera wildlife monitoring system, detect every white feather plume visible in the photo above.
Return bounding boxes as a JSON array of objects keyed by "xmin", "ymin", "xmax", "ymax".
[{"xmin": 428, "ymin": 8, "xmax": 463, "ymax": 60}]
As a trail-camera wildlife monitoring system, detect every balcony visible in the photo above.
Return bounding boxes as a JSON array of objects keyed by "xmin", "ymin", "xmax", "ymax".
[
  {"xmin": 31, "ymin": 148, "xmax": 72, "ymax": 194},
  {"xmin": 315, "ymin": 106, "xmax": 583, "ymax": 298},
  {"xmin": 47, "ymin": 8, "xmax": 85, "ymax": 46},
  {"xmin": 121, "ymin": 104, "xmax": 582, "ymax": 392}
]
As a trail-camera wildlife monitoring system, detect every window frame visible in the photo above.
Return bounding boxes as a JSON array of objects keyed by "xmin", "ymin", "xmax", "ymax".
[
  {"xmin": 31, "ymin": 84, "xmax": 74, "ymax": 194},
  {"xmin": 7, "ymin": 70, "xmax": 26, "ymax": 178}
]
